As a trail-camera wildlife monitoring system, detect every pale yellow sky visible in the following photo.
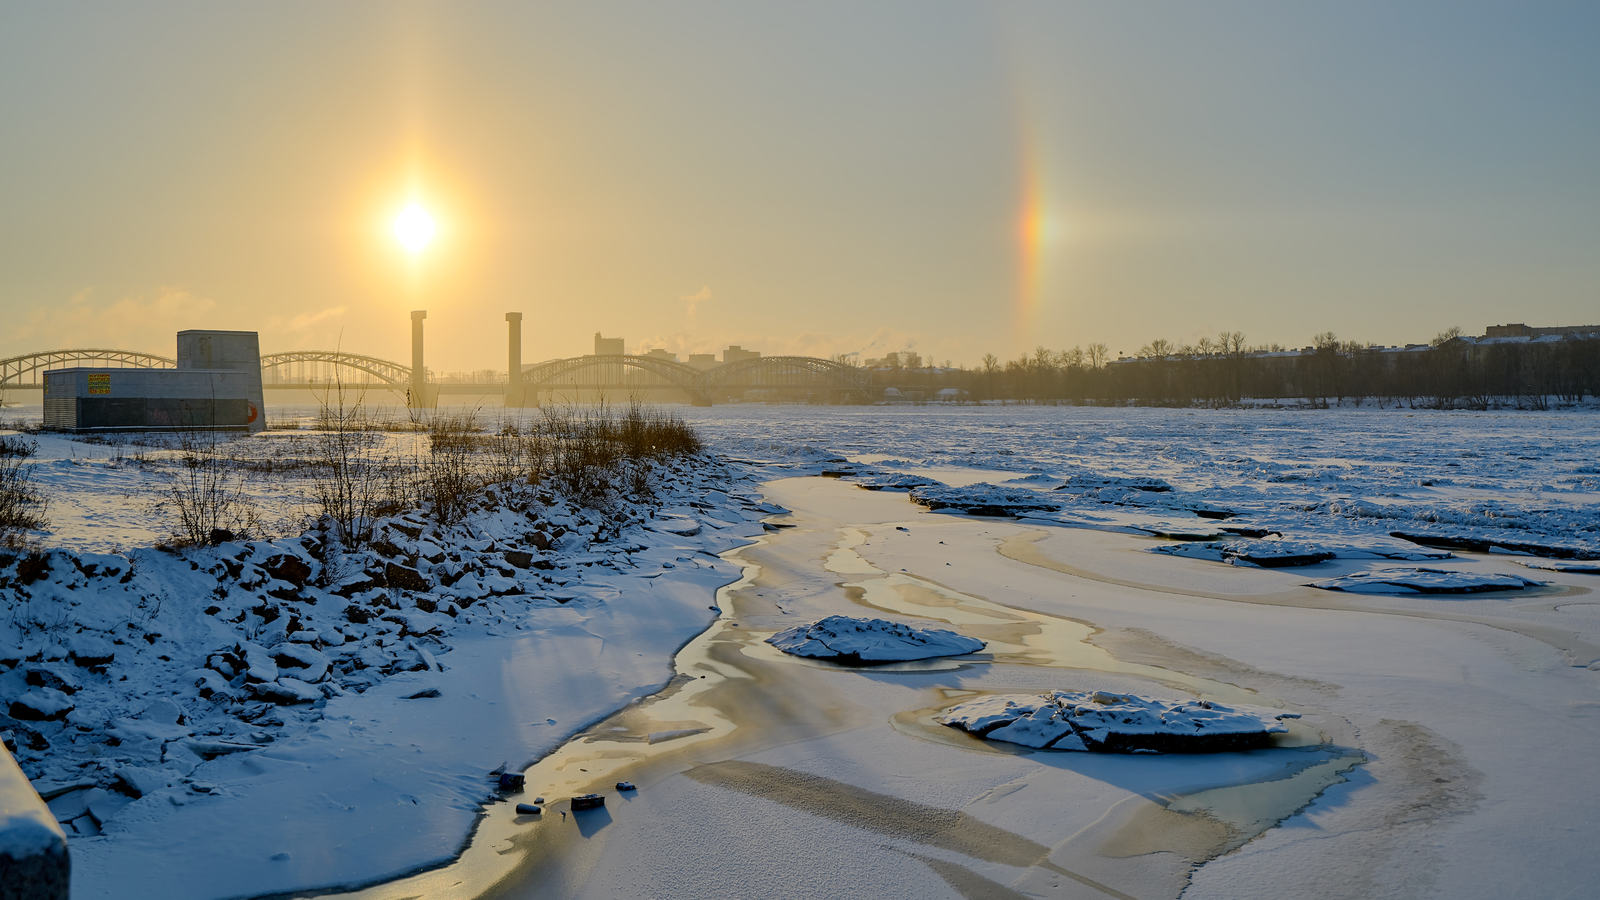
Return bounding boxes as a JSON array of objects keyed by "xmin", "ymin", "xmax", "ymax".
[{"xmin": 3, "ymin": 2, "xmax": 1597, "ymax": 372}]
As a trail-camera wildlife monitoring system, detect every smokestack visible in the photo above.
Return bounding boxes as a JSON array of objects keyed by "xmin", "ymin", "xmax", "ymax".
[
  {"xmin": 505, "ymin": 312, "xmax": 523, "ymax": 406},
  {"xmin": 410, "ymin": 309, "xmax": 427, "ymax": 407}
]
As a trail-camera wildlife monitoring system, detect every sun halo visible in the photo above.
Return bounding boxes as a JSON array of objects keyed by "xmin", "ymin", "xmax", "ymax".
[{"xmin": 393, "ymin": 202, "xmax": 437, "ymax": 255}]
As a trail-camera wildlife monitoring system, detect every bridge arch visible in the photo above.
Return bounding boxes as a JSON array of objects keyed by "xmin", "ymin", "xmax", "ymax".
[
  {"xmin": 260, "ymin": 351, "xmax": 412, "ymax": 388},
  {"xmin": 703, "ymin": 356, "xmax": 872, "ymax": 399},
  {"xmin": 522, "ymin": 355, "xmax": 709, "ymax": 403},
  {"xmin": 0, "ymin": 349, "xmax": 176, "ymax": 388}
]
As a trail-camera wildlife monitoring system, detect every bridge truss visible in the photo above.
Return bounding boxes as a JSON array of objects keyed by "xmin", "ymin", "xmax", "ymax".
[
  {"xmin": 0, "ymin": 349, "xmax": 176, "ymax": 388},
  {"xmin": 2, "ymin": 348, "xmax": 872, "ymax": 404}
]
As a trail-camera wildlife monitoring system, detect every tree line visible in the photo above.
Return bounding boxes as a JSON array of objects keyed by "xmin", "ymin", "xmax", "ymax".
[{"xmin": 867, "ymin": 329, "xmax": 1600, "ymax": 408}]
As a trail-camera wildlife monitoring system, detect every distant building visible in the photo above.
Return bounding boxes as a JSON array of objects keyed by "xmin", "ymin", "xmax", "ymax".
[
  {"xmin": 594, "ymin": 332, "xmax": 624, "ymax": 355},
  {"xmin": 44, "ymin": 330, "xmax": 266, "ymax": 433},
  {"xmin": 723, "ymin": 345, "xmax": 759, "ymax": 363},
  {"xmin": 643, "ymin": 348, "xmax": 678, "ymax": 362},
  {"xmin": 686, "ymin": 353, "xmax": 718, "ymax": 370},
  {"xmin": 1483, "ymin": 323, "xmax": 1600, "ymax": 339}
]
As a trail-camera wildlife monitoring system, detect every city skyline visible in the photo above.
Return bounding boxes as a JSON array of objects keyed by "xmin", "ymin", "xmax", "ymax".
[{"xmin": 4, "ymin": 2, "xmax": 1598, "ymax": 371}]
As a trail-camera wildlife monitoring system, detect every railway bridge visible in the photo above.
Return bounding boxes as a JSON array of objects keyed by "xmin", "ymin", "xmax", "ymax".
[{"xmin": 2, "ymin": 346, "xmax": 871, "ymax": 407}]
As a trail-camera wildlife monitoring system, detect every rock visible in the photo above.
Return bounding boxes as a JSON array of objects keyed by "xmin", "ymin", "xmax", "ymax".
[
  {"xmin": 383, "ymin": 562, "xmax": 430, "ymax": 592},
  {"xmin": 332, "ymin": 575, "xmax": 381, "ymax": 598},
  {"xmin": 262, "ymin": 553, "xmax": 313, "ymax": 587},
  {"xmin": 515, "ymin": 803, "xmax": 543, "ymax": 816},
  {"xmin": 402, "ymin": 687, "xmax": 441, "ymax": 699},
  {"xmin": 194, "ymin": 669, "xmax": 233, "ymax": 700},
  {"xmin": 10, "ymin": 688, "xmax": 74, "ymax": 722},
  {"xmin": 249, "ymin": 677, "xmax": 322, "ymax": 705},
  {"xmin": 23, "ymin": 663, "xmax": 84, "ymax": 695},
  {"xmin": 65, "ymin": 633, "xmax": 116, "ymax": 669},
  {"xmin": 272, "ymin": 644, "xmax": 330, "ymax": 683},
  {"xmin": 503, "ymin": 550, "xmax": 534, "ymax": 569},
  {"xmin": 235, "ymin": 641, "xmax": 279, "ymax": 683},
  {"xmin": 16, "ymin": 552, "xmax": 51, "ymax": 584}
]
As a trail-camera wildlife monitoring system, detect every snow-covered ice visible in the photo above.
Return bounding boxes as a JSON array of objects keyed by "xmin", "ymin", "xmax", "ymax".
[
  {"xmin": 938, "ymin": 690, "xmax": 1293, "ymax": 752},
  {"xmin": 1310, "ymin": 567, "xmax": 1545, "ymax": 594},
  {"xmin": 766, "ymin": 615, "xmax": 984, "ymax": 665}
]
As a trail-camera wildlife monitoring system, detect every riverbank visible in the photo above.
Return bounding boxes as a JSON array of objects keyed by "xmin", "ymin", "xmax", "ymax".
[{"xmin": 0, "ymin": 439, "xmax": 777, "ymax": 900}]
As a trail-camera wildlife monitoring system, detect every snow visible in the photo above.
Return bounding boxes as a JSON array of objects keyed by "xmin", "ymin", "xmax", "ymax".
[
  {"xmin": 766, "ymin": 615, "xmax": 985, "ymax": 664},
  {"xmin": 1311, "ymin": 567, "xmax": 1545, "ymax": 594},
  {"xmin": 3, "ymin": 403, "xmax": 1600, "ymax": 898},
  {"xmin": 938, "ymin": 690, "xmax": 1293, "ymax": 752}
]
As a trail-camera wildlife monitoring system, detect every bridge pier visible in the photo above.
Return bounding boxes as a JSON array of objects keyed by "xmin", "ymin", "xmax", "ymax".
[
  {"xmin": 505, "ymin": 312, "xmax": 528, "ymax": 407},
  {"xmin": 409, "ymin": 310, "xmax": 430, "ymax": 408}
]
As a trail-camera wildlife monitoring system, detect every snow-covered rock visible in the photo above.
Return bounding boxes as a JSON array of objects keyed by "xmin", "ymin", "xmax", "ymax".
[
  {"xmin": 1310, "ymin": 567, "xmax": 1544, "ymax": 595},
  {"xmin": 939, "ymin": 690, "xmax": 1294, "ymax": 753},
  {"xmin": 766, "ymin": 615, "xmax": 984, "ymax": 665}
]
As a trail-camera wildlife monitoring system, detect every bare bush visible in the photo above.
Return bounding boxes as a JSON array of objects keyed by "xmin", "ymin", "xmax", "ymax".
[
  {"xmin": 309, "ymin": 384, "xmax": 408, "ymax": 549},
  {"xmin": 419, "ymin": 411, "xmax": 482, "ymax": 525},
  {"xmin": 0, "ymin": 434, "xmax": 48, "ymax": 545},
  {"xmin": 166, "ymin": 429, "xmax": 256, "ymax": 546}
]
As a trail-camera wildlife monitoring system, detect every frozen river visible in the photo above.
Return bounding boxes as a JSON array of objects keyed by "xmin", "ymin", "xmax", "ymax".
[{"xmin": 6, "ymin": 403, "xmax": 1599, "ymax": 898}]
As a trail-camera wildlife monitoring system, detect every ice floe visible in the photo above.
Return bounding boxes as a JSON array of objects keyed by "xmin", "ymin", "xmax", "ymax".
[
  {"xmin": 939, "ymin": 690, "xmax": 1295, "ymax": 753},
  {"xmin": 1151, "ymin": 537, "xmax": 1451, "ymax": 567},
  {"xmin": 1310, "ymin": 567, "xmax": 1544, "ymax": 594},
  {"xmin": 1517, "ymin": 559, "xmax": 1600, "ymax": 574},
  {"xmin": 766, "ymin": 615, "xmax": 984, "ymax": 665}
]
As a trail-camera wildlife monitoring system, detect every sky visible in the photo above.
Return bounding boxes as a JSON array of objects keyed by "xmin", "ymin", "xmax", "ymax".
[{"xmin": 3, "ymin": 1, "xmax": 1597, "ymax": 372}]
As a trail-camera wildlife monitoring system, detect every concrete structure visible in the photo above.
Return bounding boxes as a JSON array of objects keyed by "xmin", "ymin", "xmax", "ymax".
[
  {"xmin": 723, "ymin": 345, "xmax": 759, "ymax": 363},
  {"xmin": 594, "ymin": 333, "xmax": 624, "ymax": 356},
  {"xmin": 643, "ymin": 348, "xmax": 677, "ymax": 362},
  {"xmin": 43, "ymin": 330, "xmax": 265, "ymax": 433},
  {"xmin": 0, "ymin": 743, "xmax": 70, "ymax": 899},
  {"xmin": 410, "ymin": 310, "xmax": 428, "ymax": 407},
  {"xmin": 686, "ymin": 353, "xmax": 718, "ymax": 371},
  {"xmin": 505, "ymin": 312, "xmax": 524, "ymax": 406}
]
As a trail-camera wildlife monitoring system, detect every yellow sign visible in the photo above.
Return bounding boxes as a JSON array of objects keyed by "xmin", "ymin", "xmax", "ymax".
[{"xmin": 88, "ymin": 373, "xmax": 111, "ymax": 395}]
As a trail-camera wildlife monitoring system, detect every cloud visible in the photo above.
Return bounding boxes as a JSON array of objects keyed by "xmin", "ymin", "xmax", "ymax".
[
  {"xmin": 7, "ymin": 287, "xmax": 220, "ymax": 354},
  {"xmin": 681, "ymin": 286, "xmax": 713, "ymax": 318},
  {"xmin": 284, "ymin": 306, "xmax": 347, "ymax": 333}
]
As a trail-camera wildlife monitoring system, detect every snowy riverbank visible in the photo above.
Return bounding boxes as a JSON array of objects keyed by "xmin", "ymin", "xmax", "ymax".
[{"xmin": 1, "ymin": 436, "xmax": 778, "ymax": 899}]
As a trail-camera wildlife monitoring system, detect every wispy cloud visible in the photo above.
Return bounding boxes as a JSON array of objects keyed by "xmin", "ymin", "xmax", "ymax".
[
  {"xmin": 7, "ymin": 287, "xmax": 219, "ymax": 354},
  {"xmin": 681, "ymin": 286, "xmax": 713, "ymax": 318}
]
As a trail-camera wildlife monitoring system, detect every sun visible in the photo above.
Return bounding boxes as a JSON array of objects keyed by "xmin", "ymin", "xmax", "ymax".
[{"xmin": 393, "ymin": 202, "xmax": 436, "ymax": 254}]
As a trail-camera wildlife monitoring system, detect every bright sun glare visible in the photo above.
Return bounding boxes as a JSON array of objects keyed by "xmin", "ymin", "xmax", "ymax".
[{"xmin": 393, "ymin": 203, "xmax": 436, "ymax": 254}]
